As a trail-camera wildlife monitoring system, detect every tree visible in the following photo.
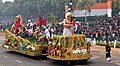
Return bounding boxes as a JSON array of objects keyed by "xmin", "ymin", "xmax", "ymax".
[
  {"xmin": 112, "ymin": 0, "xmax": 120, "ymax": 16},
  {"xmin": 0, "ymin": 0, "xmax": 68, "ymax": 19},
  {"xmin": 1, "ymin": 1, "xmax": 13, "ymax": 16},
  {"xmin": 77, "ymin": 0, "xmax": 96, "ymax": 10},
  {"xmin": 0, "ymin": 0, "xmax": 3, "ymax": 16},
  {"xmin": 47, "ymin": 12, "xmax": 56, "ymax": 24}
]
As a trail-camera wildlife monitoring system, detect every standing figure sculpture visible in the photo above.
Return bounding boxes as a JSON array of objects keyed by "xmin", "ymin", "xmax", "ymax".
[
  {"xmin": 63, "ymin": 12, "xmax": 76, "ymax": 36},
  {"xmin": 14, "ymin": 15, "xmax": 23, "ymax": 35}
]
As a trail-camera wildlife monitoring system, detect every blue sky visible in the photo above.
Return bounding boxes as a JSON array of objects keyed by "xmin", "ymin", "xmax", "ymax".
[{"xmin": 2, "ymin": 0, "xmax": 14, "ymax": 3}]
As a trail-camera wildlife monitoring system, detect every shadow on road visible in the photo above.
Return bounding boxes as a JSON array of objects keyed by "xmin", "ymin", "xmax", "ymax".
[
  {"xmin": 4, "ymin": 51, "xmax": 47, "ymax": 60},
  {"xmin": 49, "ymin": 59, "xmax": 94, "ymax": 66}
]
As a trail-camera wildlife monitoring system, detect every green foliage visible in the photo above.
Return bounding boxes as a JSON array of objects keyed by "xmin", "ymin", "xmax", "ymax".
[
  {"xmin": 0, "ymin": 0, "xmax": 66, "ymax": 18},
  {"xmin": 47, "ymin": 12, "xmax": 56, "ymax": 23},
  {"xmin": 77, "ymin": 0, "xmax": 96, "ymax": 10},
  {"xmin": 112, "ymin": 1, "xmax": 120, "ymax": 16}
]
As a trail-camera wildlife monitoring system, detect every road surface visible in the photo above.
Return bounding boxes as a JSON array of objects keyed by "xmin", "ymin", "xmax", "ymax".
[{"xmin": 0, "ymin": 32, "xmax": 120, "ymax": 66}]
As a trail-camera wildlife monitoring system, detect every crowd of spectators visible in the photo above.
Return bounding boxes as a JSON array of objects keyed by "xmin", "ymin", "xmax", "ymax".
[
  {"xmin": 52, "ymin": 15, "xmax": 120, "ymax": 44},
  {"xmin": 74, "ymin": 15, "xmax": 120, "ymax": 43}
]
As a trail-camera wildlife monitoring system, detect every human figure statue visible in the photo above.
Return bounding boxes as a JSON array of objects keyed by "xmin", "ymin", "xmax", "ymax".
[
  {"xmin": 14, "ymin": 15, "xmax": 23, "ymax": 35},
  {"xmin": 63, "ymin": 12, "xmax": 76, "ymax": 36}
]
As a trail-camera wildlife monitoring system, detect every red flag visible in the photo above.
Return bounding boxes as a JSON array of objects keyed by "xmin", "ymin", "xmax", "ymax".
[
  {"xmin": 37, "ymin": 16, "xmax": 43, "ymax": 26},
  {"xmin": 42, "ymin": 16, "xmax": 47, "ymax": 26}
]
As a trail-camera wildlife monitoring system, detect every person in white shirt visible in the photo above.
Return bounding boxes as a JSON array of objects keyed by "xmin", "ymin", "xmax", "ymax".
[
  {"xmin": 63, "ymin": 12, "xmax": 75, "ymax": 36},
  {"xmin": 44, "ymin": 26, "xmax": 50, "ymax": 40}
]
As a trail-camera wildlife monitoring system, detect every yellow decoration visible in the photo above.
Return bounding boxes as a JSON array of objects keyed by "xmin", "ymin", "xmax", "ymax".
[
  {"xmin": 48, "ymin": 35, "xmax": 92, "ymax": 61},
  {"xmin": 3, "ymin": 29, "xmax": 47, "ymax": 56}
]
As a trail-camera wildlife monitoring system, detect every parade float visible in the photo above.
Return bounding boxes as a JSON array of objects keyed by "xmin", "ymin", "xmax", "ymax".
[
  {"xmin": 47, "ymin": 12, "xmax": 92, "ymax": 63},
  {"xmin": 2, "ymin": 12, "xmax": 92, "ymax": 64},
  {"xmin": 2, "ymin": 15, "xmax": 48, "ymax": 56},
  {"xmin": 47, "ymin": 35, "xmax": 92, "ymax": 63}
]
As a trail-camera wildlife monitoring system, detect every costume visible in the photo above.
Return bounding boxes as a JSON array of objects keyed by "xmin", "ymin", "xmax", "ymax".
[
  {"xmin": 14, "ymin": 15, "xmax": 22, "ymax": 35},
  {"xmin": 63, "ymin": 19, "xmax": 73, "ymax": 36},
  {"xmin": 63, "ymin": 12, "xmax": 75, "ymax": 36},
  {"xmin": 45, "ymin": 28, "xmax": 50, "ymax": 39}
]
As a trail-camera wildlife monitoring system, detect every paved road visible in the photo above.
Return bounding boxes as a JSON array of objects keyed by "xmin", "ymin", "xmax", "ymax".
[{"xmin": 0, "ymin": 33, "xmax": 120, "ymax": 66}]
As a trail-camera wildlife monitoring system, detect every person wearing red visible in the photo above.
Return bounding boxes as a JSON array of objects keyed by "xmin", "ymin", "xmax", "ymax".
[{"xmin": 14, "ymin": 15, "xmax": 22, "ymax": 35}]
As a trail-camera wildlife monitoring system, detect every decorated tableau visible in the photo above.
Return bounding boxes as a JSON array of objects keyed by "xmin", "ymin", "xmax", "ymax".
[{"xmin": 47, "ymin": 35, "xmax": 92, "ymax": 61}]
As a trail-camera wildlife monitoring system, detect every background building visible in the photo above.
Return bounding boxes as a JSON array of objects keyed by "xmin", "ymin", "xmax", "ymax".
[{"xmin": 73, "ymin": 0, "xmax": 112, "ymax": 17}]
